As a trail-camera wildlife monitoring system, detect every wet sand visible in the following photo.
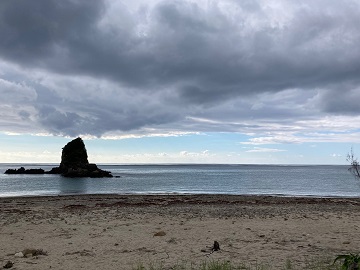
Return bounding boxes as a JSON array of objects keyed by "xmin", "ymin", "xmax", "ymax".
[{"xmin": 1, "ymin": 194, "xmax": 360, "ymax": 269}]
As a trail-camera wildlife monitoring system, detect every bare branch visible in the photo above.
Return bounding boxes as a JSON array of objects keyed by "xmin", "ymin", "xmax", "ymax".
[{"xmin": 347, "ymin": 147, "xmax": 360, "ymax": 179}]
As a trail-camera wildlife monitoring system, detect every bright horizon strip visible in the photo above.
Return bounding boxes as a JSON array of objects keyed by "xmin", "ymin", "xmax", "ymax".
[{"xmin": 0, "ymin": 132, "xmax": 356, "ymax": 165}]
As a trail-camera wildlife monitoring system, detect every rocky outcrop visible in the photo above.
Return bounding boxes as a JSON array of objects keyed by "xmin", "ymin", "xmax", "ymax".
[
  {"xmin": 4, "ymin": 137, "xmax": 113, "ymax": 178},
  {"xmin": 61, "ymin": 137, "xmax": 89, "ymax": 171},
  {"xmin": 48, "ymin": 162, "xmax": 113, "ymax": 178},
  {"xmin": 48, "ymin": 137, "xmax": 113, "ymax": 178},
  {"xmin": 5, "ymin": 167, "xmax": 45, "ymax": 174}
]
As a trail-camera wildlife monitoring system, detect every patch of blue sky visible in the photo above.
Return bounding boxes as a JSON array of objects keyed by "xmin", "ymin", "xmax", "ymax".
[
  {"xmin": 87, "ymin": 132, "xmax": 250, "ymax": 155},
  {"xmin": 0, "ymin": 132, "xmax": 357, "ymax": 164}
]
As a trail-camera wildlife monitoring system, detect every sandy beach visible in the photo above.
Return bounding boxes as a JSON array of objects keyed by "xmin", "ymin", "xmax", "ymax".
[{"xmin": 1, "ymin": 194, "xmax": 360, "ymax": 269}]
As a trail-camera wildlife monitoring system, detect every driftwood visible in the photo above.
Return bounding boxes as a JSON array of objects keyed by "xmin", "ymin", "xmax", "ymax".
[
  {"xmin": 212, "ymin": 240, "xmax": 220, "ymax": 251},
  {"xmin": 202, "ymin": 241, "xmax": 220, "ymax": 257}
]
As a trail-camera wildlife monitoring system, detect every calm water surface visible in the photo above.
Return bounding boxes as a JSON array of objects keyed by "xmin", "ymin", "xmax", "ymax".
[{"xmin": 0, "ymin": 164, "xmax": 359, "ymax": 197}]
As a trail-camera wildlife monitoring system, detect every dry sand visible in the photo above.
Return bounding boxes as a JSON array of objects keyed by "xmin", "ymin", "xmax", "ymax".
[{"xmin": 1, "ymin": 194, "xmax": 360, "ymax": 269}]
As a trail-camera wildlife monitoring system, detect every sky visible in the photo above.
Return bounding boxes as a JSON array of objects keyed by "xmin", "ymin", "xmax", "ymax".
[{"xmin": 0, "ymin": 0, "xmax": 360, "ymax": 164}]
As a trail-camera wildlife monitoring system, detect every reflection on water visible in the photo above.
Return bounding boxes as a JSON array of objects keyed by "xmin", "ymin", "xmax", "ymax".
[{"xmin": 59, "ymin": 178, "xmax": 87, "ymax": 195}]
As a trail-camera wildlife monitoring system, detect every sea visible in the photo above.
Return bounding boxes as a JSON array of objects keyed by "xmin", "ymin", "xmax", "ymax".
[{"xmin": 0, "ymin": 164, "xmax": 359, "ymax": 198}]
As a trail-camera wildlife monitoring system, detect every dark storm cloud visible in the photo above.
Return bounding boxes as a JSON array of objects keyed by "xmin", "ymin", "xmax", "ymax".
[
  {"xmin": 0, "ymin": 0, "xmax": 105, "ymax": 66},
  {"xmin": 319, "ymin": 86, "xmax": 360, "ymax": 114},
  {"xmin": 1, "ymin": 0, "xmax": 359, "ymax": 92},
  {"xmin": 38, "ymin": 106, "xmax": 86, "ymax": 136},
  {"xmin": 0, "ymin": 0, "xmax": 158, "ymax": 87},
  {"xmin": 1, "ymin": 0, "xmax": 360, "ymax": 136},
  {"xmin": 31, "ymin": 80, "xmax": 182, "ymax": 136}
]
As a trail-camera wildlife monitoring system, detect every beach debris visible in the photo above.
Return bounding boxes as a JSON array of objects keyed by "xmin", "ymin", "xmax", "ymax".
[
  {"xmin": 154, "ymin": 231, "xmax": 166, "ymax": 237},
  {"xmin": 64, "ymin": 249, "xmax": 95, "ymax": 257},
  {"xmin": 212, "ymin": 241, "xmax": 220, "ymax": 251},
  {"xmin": 14, "ymin": 252, "xmax": 24, "ymax": 258},
  {"xmin": 3, "ymin": 261, "xmax": 13, "ymax": 269},
  {"xmin": 15, "ymin": 248, "xmax": 48, "ymax": 258},
  {"xmin": 63, "ymin": 204, "xmax": 87, "ymax": 210},
  {"xmin": 203, "ymin": 241, "xmax": 221, "ymax": 256}
]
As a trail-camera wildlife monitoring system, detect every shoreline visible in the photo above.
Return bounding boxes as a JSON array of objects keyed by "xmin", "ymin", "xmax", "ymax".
[
  {"xmin": 1, "ymin": 192, "xmax": 360, "ymax": 200},
  {"xmin": 2, "ymin": 194, "xmax": 360, "ymax": 269},
  {"xmin": 1, "ymin": 193, "xmax": 360, "ymax": 202}
]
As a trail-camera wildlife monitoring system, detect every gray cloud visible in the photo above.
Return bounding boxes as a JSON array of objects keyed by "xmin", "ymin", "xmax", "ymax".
[
  {"xmin": 318, "ymin": 86, "xmax": 360, "ymax": 115},
  {"xmin": 0, "ymin": 0, "xmax": 360, "ymax": 137},
  {"xmin": 0, "ymin": 0, "xmax": 105, "ymax": 66}
]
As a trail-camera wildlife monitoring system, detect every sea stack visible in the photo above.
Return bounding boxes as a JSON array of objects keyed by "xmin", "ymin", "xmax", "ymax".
[
  {"xmin": 60, "ymin": 137, "xmax": 89, "ymax": 171},
  {"xmin": 48, "ymin": 137, "xmax": 113, "ymax": 178},
  {"xmin": 5, "ymin": 137, "xmax": 113, "ymax": 178}
]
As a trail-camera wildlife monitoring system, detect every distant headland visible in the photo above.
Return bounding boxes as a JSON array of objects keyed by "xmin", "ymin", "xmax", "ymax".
[{"xmin": 5, "ymin": 137, "xmax": 113, "ymax": 178}]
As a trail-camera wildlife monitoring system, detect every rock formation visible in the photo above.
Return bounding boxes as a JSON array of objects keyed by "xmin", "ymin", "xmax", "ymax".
[
  {"xmin": 49, "ymin": 137, "xmax": 113, "ymax": 177},
  {"xmin": 5, "ymin": 137, "xmax": 113, "ymax": 178},
  {"xmin": 5, "ymin": 167, "xmax": 45, "ymax": 174}
]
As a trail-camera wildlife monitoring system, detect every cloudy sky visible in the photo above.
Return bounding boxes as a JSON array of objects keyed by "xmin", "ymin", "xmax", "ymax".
[{"xmin": 0, "ymin": 0, "xmax": 360, "ymax": 164}]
